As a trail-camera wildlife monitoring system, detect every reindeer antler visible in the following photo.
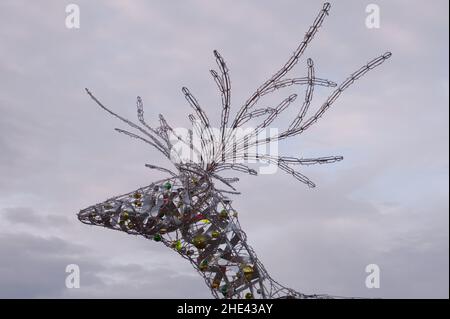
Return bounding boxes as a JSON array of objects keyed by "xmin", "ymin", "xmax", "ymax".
[{"xmin": 85, "ymin": 2, "xmax": 391, "ymax": 189}]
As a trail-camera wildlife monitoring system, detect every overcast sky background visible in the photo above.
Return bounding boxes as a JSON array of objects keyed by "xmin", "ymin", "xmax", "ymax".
[{"xmin": 0, "ymin": 0, "xmax": 448, "ymax": 298}]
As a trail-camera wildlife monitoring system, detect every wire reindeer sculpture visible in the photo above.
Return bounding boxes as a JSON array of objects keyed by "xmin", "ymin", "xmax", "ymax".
[{"xmin": 78, "ymin": 3, "xmax": 391, "ymax": 299}]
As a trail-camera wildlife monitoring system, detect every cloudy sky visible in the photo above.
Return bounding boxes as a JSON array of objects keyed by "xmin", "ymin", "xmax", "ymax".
[{"xmin": 0, "ymin": 0, "xmax": 448, "ymax": 298}]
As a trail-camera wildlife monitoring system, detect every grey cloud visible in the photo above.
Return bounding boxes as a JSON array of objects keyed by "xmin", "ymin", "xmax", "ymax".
[
  {"xmin": 0, "ymin": 233, "xmax": 100, "ymax": 298},
  {"xmin": 2, "ymin": 207, "xmax": 70, "ymax": 227},
  {"xmin": 2, "ymin": 207, "xmax": 44, "ymax": 225},
  {"xmin": 0, "ymin": 233, "xmax": 209, "ymax": 298}
]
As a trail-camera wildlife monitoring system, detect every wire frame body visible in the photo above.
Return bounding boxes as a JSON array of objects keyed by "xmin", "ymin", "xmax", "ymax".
[{"xmin": 78, "ymin": 2, "xmax": 391, "ymax": 299}]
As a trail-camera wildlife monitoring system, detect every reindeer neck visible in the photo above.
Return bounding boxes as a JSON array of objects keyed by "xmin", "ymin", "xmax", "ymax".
[{"xmin": 153, "ymin": 178, "xmax": 303, "ymax": 299}]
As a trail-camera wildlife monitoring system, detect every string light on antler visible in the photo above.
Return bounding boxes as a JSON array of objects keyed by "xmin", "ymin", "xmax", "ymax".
[{"xmin": 78, "ymin": 2, "xmax": 391, "ymax": 299}]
